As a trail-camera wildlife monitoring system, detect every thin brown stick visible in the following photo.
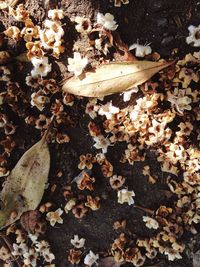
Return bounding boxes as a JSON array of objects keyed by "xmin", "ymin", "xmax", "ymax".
[
  {"xmin": 0, "ymin": 233, "xmax": 22, "ymax": 267},
  {"xmin": 41, "ymin": 115, "xmax": 56, "ymax": 146},
  {"xmin": 134, "ymin": 205, "xmax": 154, "ymax": 215}
]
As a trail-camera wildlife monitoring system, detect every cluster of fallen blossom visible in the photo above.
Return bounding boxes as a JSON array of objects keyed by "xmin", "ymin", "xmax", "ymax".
[{"xmin": 0, "ymin": 2, "xmax": 200, "ymax": 267}]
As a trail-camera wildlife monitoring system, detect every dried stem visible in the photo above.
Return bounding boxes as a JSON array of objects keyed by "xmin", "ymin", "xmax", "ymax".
[
  {"xmin": 0, "ymin": 233, "xmax": 22, "ymax": 267},
  {"xmin": 134, "ymin": 205, "xmax": 154, "ymax": 215}
]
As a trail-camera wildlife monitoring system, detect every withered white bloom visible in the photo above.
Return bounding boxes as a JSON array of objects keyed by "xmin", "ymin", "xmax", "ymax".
[
  {"xmin": 23, "ymin": 248, "xmax": 38, "ymax": 267},
  {"xmin": 84, "ymin": 250, "xmax": 99, "ymax": 266},
  {"xmin": 48, "ymin": 9, "xmax": 64, "ymax": 20},
  {"xmin": 31, "ymin": 90, "xmax": 49, "ymax": 111},
  {"xmin": 12, "ymin": 243, "xmax": 28, "ymax": 256},
  {"xmin": 93, "ymin": 135, "xmax": 111, "ymax": 154},
  {"xmin": 146, "ymin": 119, "xmax": 168, "ymax": 144},
  {"xmin": 95, "ymin": 38, "xmax": 110, "ymax": 55},
  {"xmin": 64, "ymin": 199, "xmax": 76, "ymax": 213},
  {"xmin": 71, "ymin": 235, "xmax": 86, "ymax": 248},
  {"xmin": 43, "ymin": 20, "xmax": 64, "ymax": 39},
  {"xmin": 46, "ymin": 208, "xmax": 63, "ymax": 227},
  {"xmin": 167, "ymin": 91, "xmax": 192, "ymax": 114},
  {"xmin": 98, "ymin": 101, "xmax": 119, "ymax": 119},
  {"xmin": 122, "ymin": 87, "xmax": 139, "ymax": 102},
  {"xmin": 28, "ymin": 233, "xmax": 38, "ymax": 244},
  {"xmin": 97, "ymin": 12, "xmax": 118, "ymax": 31},
  {"xmin": 31, "ymin": 57, "xmax": 52, "ymax": 78},
  {"xmin": 74, "ymin": 16, "xmax": 92, "ymax": 33},
  {"xmin": 129, "ymin": 43, "xmax": 152, "ymax": 57},
  {"xmin": 117, "ymin": 189, "xmax": 135, "ymax": 205},
  {"xmin": 35, "ymin": 240, "xmax": 55, "ymax": 263},
  {"xmin": 85, "ymin": 98, "xmax": 99, "ymax": 119},
  {"xmin": 164, "ymin": 248, "xmax": 182, "ymax": 261},
  {"xmin": 68, "ymin": 52, "xmax": 88, "ymax": 76},
  {"xmin": 186, "ymin": 25, "xmax": 200, "ymax": 47},
  {"xmin": 143, "ymin": 216, "xmax": 159, "ymax": 229}
]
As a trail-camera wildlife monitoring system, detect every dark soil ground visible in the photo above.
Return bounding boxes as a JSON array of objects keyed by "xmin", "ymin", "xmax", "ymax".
[{"xmin": 0, "ymin": 0, "xmax": 200, "ymax": 267}]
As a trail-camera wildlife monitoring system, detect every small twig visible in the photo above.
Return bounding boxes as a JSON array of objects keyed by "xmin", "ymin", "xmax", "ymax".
[
  {"xmin": 0, "ymin": 233, "xmax": 22, "ymax": 267},
  {"xmin": 134, "ymin": 205, "xmax": 154, "ymax": 215},
  {"xmin": 41, "ymin": 115, "xmax": 56, "ymax": 146}
]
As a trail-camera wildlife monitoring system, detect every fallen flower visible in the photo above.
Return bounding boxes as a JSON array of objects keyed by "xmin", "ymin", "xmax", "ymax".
[
  {"xmin": 74, "ymin": 16, "xmax": 92, "ymax": 34},
  {"xmin": 98, "ymin": 101, "xmax": 119, "ymax": 119},
  {"xmin": 84, "ymin": 250, "xmax": 99, "ymax": 266},
  {"xmin": 67, "ymin": 52, "xmax": 88, "ymax": 76},
  {"xmin": 186, "ymin": 24, "xmax": 200, "ymax": 47},
  {"xmin": 114, "ymin": 0, "xmax": 129, "ymax": 7},
  {"xmin": 23, "ymin": 248, "xmax": 38, "ymax": 267},
  {"xmin": 12, "ymin": 243, "xmax": 28, "ymax": 257},
  {"xmin": 46, "ymin": 208, "xmax": 63, "ymax": 227},
  {"xmin": 97, "ymin": 12, "xmax": 118, "ymax": 31},
  {"xmin": 129, "ymin": 43, "xmax": 152, "ymax": 57},
  {"xmin": 143, "ymin": 216, "xmax": 159, "ymax": 229},
  {"xmin": 93, "ymin": 135, "xmax": 111, "ymax": 154},
  {"xmin": 70, "ymin": 235, "xmax": 86, "ymax": 248},
  {"xmin": 48, "ymin": 9, "xmax": 64, "ymax": 20},
  {"xmin": 31, "ymin": 56, "xmax": 52, "ymax": 78},
  {"xmin": 122, "ymin": 87, "xmax": 139, "ymax": 102},
  {"xmin": 4, "ymin": 26, "xmax": 21, "ymax": 40},
  {"xmin": 117, "ymin": 189, "xmax": 135, "ymax": 205}
]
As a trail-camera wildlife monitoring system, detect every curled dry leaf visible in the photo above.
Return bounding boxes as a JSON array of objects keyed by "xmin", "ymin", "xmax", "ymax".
[
  {"xmin": 62, "ymin": 60, "xmax": 173, "ymax": 97},
  {"xmin": 20, "ymin": 210, "xmax": 40, "ymax": 233},
  {"xmin": 0, "ymin": 137, "xmax": 50, "ymax": 229},
  {"xmin": 95, "ymin": 256, "xmax": 122, "ymax": 267}
]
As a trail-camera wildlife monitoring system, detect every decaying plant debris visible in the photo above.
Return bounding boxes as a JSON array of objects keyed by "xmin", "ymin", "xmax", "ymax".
[{"xmin": 0, "ymin": 0, "xmax": 200, "ymax": 267}]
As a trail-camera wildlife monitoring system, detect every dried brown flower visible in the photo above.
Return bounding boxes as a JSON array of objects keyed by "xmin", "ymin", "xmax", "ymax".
[
  {"xmin": 85, "ymin": 195, "xmax": 100, "ymax": 211},
  {"xmin": 76, "ymin": 172, "xmax": 96, "ymax": 191},
  {"xmin": 109, "ymin": 175, "xmax": 125, "ymax": 190},
  {"xmin": 72, "ymin": 203, "xmax": 88, "ymax": 219},
  {"xmin": 101, "ymin": 160, "xmax": 113, "ymax": 177},
  {"xmin": 78, "ymin": 153, "xmax": 96, "ymax": 170}
]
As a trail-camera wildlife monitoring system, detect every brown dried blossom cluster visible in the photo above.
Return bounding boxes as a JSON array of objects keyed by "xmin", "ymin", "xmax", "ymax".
[
  {"xmin": 0, "ymin": 2, "xmax": 199, "ymax": 267},
  {"xmin": 83, "ymin": 52, "xmax": 199, "ymax": 264}
]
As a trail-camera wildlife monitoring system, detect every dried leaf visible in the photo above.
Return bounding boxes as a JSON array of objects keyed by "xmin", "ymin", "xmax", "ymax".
[
  {"xmin": 96, "ymin": 257, "xmax": 122, "ymax": 267},
  {"xmin": 0, "ymin": 138, "xmax": 50, "ymax": 229},
  {"xmin": 62, "ymin": 60, "xmax": 173, "ymax": 97},
  {"xmin": 20, "ymin": 210, "xmax": 40, "ymax": 233}
]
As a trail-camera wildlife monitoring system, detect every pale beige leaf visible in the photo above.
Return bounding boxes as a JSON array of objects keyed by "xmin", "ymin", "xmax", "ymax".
[
  {"xmin": 62, "ymin": 60, "xmax": 172, "ymax": 97},
  {"xmin": 0, "ymin": 138, "xmax": 50, "ymax": 229}
]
